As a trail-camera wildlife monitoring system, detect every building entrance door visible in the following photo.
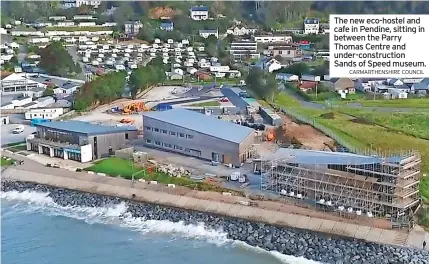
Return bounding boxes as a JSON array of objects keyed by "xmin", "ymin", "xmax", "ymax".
[{"xmin": 212, "ymin": 152, "xmax": 222, "ymax": 162}]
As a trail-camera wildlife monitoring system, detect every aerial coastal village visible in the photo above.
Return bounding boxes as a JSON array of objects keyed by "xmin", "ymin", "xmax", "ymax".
[{"xmin": 1, "ymin": 1, "xmax": 429, "ymax": 263}]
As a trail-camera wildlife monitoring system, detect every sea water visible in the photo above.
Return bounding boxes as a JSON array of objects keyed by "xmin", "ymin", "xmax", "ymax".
[{"xmin": 1, "ymin": 190, "xmax": 321, "ymax": 264}]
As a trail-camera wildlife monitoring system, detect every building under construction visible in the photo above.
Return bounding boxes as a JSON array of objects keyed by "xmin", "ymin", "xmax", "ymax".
[{"xmin": 254, "ymin": 148, "xmax": 421, "ymax": 229}]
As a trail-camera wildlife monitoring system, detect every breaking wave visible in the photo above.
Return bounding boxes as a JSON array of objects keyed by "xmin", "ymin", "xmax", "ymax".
[{"xmin": 1, "ymin": 190, "xmax": 322, "ymax": 264}]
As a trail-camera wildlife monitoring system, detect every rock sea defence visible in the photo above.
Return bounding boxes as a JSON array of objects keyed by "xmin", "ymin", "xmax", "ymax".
[{"xmin": 2, "ymin": 180, "xmax": 429, "ymax": 264}]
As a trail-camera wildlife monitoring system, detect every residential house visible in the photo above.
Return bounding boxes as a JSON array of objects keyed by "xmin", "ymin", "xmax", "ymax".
[
  {"xmin": 320, "ymin": 23, "xmax": 330, "ymax": 34},
  {"xmin": 49, "ymin": 16, "xmax": 67, "ymax": 21},
  {"xmin": 411, "ymin": 78, "xmax": 429, "ymax": 96},
  {"xmin": 387, "ymin": 78, "xmax": 404, "ymax": 86},
  {"xmin": 199, "ymin": 29, "xmax": 218, "ymax": 39},
  {"xmin": 195, "ymin": 71, "xmax": 211, "ymax": 81},
  {"xmin": 254, "ymin": 35, "xmax": 292, "ymax": 43},
  {"xmin": 226, "ymin": 26, "xmax": 257, "ymax": 36},
  {"xmin": 53, "ymin": 82, "xmax": 80, "ymax": 95},
  {"xmin": 263, "ymin": 43, "xmax": 302, "ymax": 59},
  {"xmin": 72, "ymin": 15, "xmax": 97, "ymax": 21},
  {"xmin": 62, "ymin": 0, "xmax": 98, "ymax": 9},
  {"xmin": 24, "ymin": 107, "xmax": 65, "ymax": 120},
  {"xmin": 354, "ymin": 78, "xmax": 386, "ymax": 92},
  {"xmin": 190, "ymin": 6, "xmax": 209, "ymax": 21},
  {"xmin": 167, "ymin": 72, "xmax": 183, "ymax": 80},
  {"xmin": 328, "ymin": 78, "xmax": 355, "ymax": 94},
  {"xmin": 301, "ymin": 75, "xmax": 321, "ymax": 82},
  {"xmin": 229, "ymin": 41, "xmax": 259, "ymax": 60},
  {"xmin": 160, "ymin": 20, "xmax": 174, "ymax": 31},
  {"xmin": 124, "ymin": 21, "xmax": 143, "ymax": 36},
  {"xmin": 304, "ymin": 18, "xmax": 320, "ymax": 35},
  {"xmin": 276, "ymin": 73, "xmax": 299, "ymax": 82},
  {"xmin": 34, "ymin": 96, "xmax": 55, "ymax": 108},
  {"xmin": 254, "ymin": 57, "xmax": 282, "ymax": 73},
  {"xmin": 388, "ymin": 88, "xmax": 408, "ymax": 99},
  {"xmin": 299, "ymin": 81, "xmax": 317, "ymax": 92}
]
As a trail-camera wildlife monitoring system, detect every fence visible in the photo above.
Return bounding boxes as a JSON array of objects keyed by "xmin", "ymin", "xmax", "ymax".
[{"xmin": 278, "ymin": 106, "xmax": 367, "ymax": 155}]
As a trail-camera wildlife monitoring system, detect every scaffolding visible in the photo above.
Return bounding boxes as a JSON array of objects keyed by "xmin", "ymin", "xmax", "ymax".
[{"xmin": 256, "ymin": 150, "xmax": 422, "ymax": 229}]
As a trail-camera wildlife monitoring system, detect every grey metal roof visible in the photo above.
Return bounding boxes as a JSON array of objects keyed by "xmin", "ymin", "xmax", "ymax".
[
  {"xmin": 266, "ymin": 148, "xmax": 401, "ymax": 165},
  {"xmin": 143, "ymin": 108, "xmax": 254, "ymax": 144},
  {"xmin": 221, "ymin": 87, "xmax": 249, "ymax": 109},
  {"xmin": 36, "ymin": 120, "xmax": 130, "ymax": 135}
]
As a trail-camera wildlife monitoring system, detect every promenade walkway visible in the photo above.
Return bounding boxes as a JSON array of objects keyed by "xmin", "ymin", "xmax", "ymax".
[{"xmin": 1, "ymin": 151, "xmax": 428, "ymax": 251}]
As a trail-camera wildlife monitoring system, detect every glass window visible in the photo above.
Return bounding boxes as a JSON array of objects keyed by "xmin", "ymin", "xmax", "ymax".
[
  {"xmin": 154, "ymin": 128, "xmax": 159, "ymax": 132},
  {"xmin": 174, "ymin": 145, "xmax": 183, "ymax": 150},
  {"xmin": 170, "ymin": 131, "xmax": 176, "ymax": 136},
  {"xmin": 179, "ymin": 133, "xmax": 185, "ymax": 137},
  {"xmin": 145, "ymin": 139, "xmax": 152, "ymax": 144},
  {"xmin": 155, "ymin": 141, "xmax": 161, "ymax": 146},
  {"xmin": 145, "ymin": 126, "xmax": 151, "ymax": 130},
  {"xmin": 186, "ymin": 134, "xmax": 194, "ymax": 139},
  {"xmin": 162, "ymin": 129, "xmax": 167, "ymax": 134},
  {"xmin": 163, "ymin": 143, "xmax": 172, "ymax": 148}
]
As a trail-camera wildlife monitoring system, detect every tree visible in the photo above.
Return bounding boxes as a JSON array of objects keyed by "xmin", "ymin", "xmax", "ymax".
[
  {"xmin": 73, "ymin": 71, "xmax": 127, "ymax": 111},
  {"xmin": 280, "ymin": 63, "xmax": 310, "ymax": 77},
  {"xmin": 38, "ymin": 41, "xmax": 78, "ymax": 77},
  {"xmin": 43, "ymin": 86, "xmax": 55, "ymax": 96},
  {"xmin": 128, "ymin": 57, "xmax": 166, "ymax": 99}
]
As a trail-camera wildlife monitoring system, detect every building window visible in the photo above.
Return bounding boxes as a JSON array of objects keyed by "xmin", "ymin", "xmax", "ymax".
[
  {"xmin": 174, "ymin": 145, "xmax": 183, "ymax": 150},
  {"xmin": 186, "ymin": 134, "xmax": 194, "ymax": 139},
  {"xmin": 163, "ymin": 143, "xmax": 172, "ymax": 148},
  {"xmin": 189, "ymin": 148, "xmax": 201, "ymax": 156},
  {"xmin": 155, "ymin": 141, "xmax": 161, "ymax": 146},
  {"xmin": 145, "ymin": 139, "xmax": 151, "ymax": 144},
  {"xmin": 179, "ymin": 133, "xmax": 185, "ymax": 138},
  {"xmin": 125, "ymin": 133, "xmax": 129, "ymax": 140},
  {"xmin": 162, "ymin": 129, "xmax": 167, "ymax": 134},
  {"xmin": 145, "ymin": 126, "xmax": 151, "ymax": 130},
  {"xmin": 184, "ymin": 148, "xmax": 190, "ymax": 153},
  {"xmin": 154, "ymin": 128, "xmax": 159, "ymax": 132},
  {"xmin": 170, "ymin": 131, "xmax": 176, "ymax": 136}
]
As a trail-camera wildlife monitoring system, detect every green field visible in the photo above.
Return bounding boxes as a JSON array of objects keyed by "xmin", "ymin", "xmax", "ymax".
[
  {"xmin": 359, "ymin": 98, "xmax": 429, "ymax": 108},
  {"xmin": 85, "ymin": 157, "xmax": 146, "ymax": 179},
  {"xmin": 341, "ymin": 109, "xmax": 429, "ymax": 139}
]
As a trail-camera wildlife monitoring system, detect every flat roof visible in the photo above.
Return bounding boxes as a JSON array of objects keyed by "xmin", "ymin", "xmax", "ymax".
[
  {"xmin": 266, "ymin": 148, "xmax": 402, "ymax": 165},
  {"xmin": 35, "ymin": 120, "xmax": 131, "ymax": 136},
  {"xmin": 143, "ymin": 108, "xmax": 254, "ymax": 144}
]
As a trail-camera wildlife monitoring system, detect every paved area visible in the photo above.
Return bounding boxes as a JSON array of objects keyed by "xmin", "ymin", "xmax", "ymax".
[
  {"xmin": 2, "ymin": 151, "xmax": 428, "ymax": 251},
  {"xmin": 1, "ymin": 124, "xmax": 36, "ymax": 146}
]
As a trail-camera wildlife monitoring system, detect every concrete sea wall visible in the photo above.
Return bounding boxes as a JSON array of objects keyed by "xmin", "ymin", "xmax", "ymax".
[{"xmin": 2, "ymin": 180, "xmax": 429, "ymax": 264}]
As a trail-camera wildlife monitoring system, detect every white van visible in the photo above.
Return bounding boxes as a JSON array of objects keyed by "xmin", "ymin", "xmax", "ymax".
[{"xmin": 12, "ymin": 125, "xmax": 24, "ymax": 134}]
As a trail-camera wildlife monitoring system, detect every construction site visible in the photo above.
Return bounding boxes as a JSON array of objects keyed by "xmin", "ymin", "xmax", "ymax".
[{"xmin": 253, "ymin": 148, "xmax": 422, "ymax": 229}]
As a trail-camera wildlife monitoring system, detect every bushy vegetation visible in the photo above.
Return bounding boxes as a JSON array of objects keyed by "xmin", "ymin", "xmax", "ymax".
[
  {"xmin": 38, "ymin": 41, "xmax": 81, "ymax": 77},
  {"xmin": 245, "ymin": 68, "xmax": 278, "ymax": 102},
  {"xmin": 128, "ymin": 57, "xmax": 166, "ymax": 99},
  {"xmin": 73, "ymin": 71, "xmax": 127, "ymax": 111}
]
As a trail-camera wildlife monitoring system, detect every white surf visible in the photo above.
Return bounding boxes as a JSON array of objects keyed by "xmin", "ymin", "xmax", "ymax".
[{"xmin": 1, "ymin": 190, "xmax": 323, "ymax": 264}]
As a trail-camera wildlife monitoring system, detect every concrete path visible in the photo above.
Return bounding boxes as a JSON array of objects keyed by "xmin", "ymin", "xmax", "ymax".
[{"xmin": 1, "ymin": 151, "xmax": 428, "ymax": 251}]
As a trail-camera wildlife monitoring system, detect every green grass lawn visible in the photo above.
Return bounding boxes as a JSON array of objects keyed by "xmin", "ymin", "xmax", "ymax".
[
  {"xmin": 85, "ymin": 157, "xmax": 146, "ymax": 179},
  {"xmin": 1, "ymin": 157, "xmax": 15, "ymax": 166},
  {"xmin": 85, "ymin": 157, "xmax": 242, "ymax": 194},
  {"xmin": 188, "ymin": 101, "xmax": 220, "ymax": 107},
  {"xmin": 359, "ymin": 98, "xmax": 429, "ymax": 108}
]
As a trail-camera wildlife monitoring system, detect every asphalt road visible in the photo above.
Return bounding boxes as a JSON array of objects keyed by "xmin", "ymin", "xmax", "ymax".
[{"xmin": 66, "ymin": 46, "xmax": 87, "ymax": 81}]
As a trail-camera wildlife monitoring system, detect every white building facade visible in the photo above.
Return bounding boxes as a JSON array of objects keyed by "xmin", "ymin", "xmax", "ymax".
[
  {"xmin": 24, "ymin": 108, "xmax": 65, "ymax": 120},
  {"xmin": 304, "ymin": 18, "xmax": 320, "ymax": 35},
  {"xmin": 254, "ymin": 35, "xmax": 293, "ymax": 43},
  {"xmin": 190, "ymin": 6, "xmax": 209, "ymax": 21}
]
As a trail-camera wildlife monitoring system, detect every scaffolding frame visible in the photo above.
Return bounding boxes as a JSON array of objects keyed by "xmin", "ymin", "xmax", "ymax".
[{"xmin": 257, "ymin": 150, "xmax": 421, "ymax": 229}]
